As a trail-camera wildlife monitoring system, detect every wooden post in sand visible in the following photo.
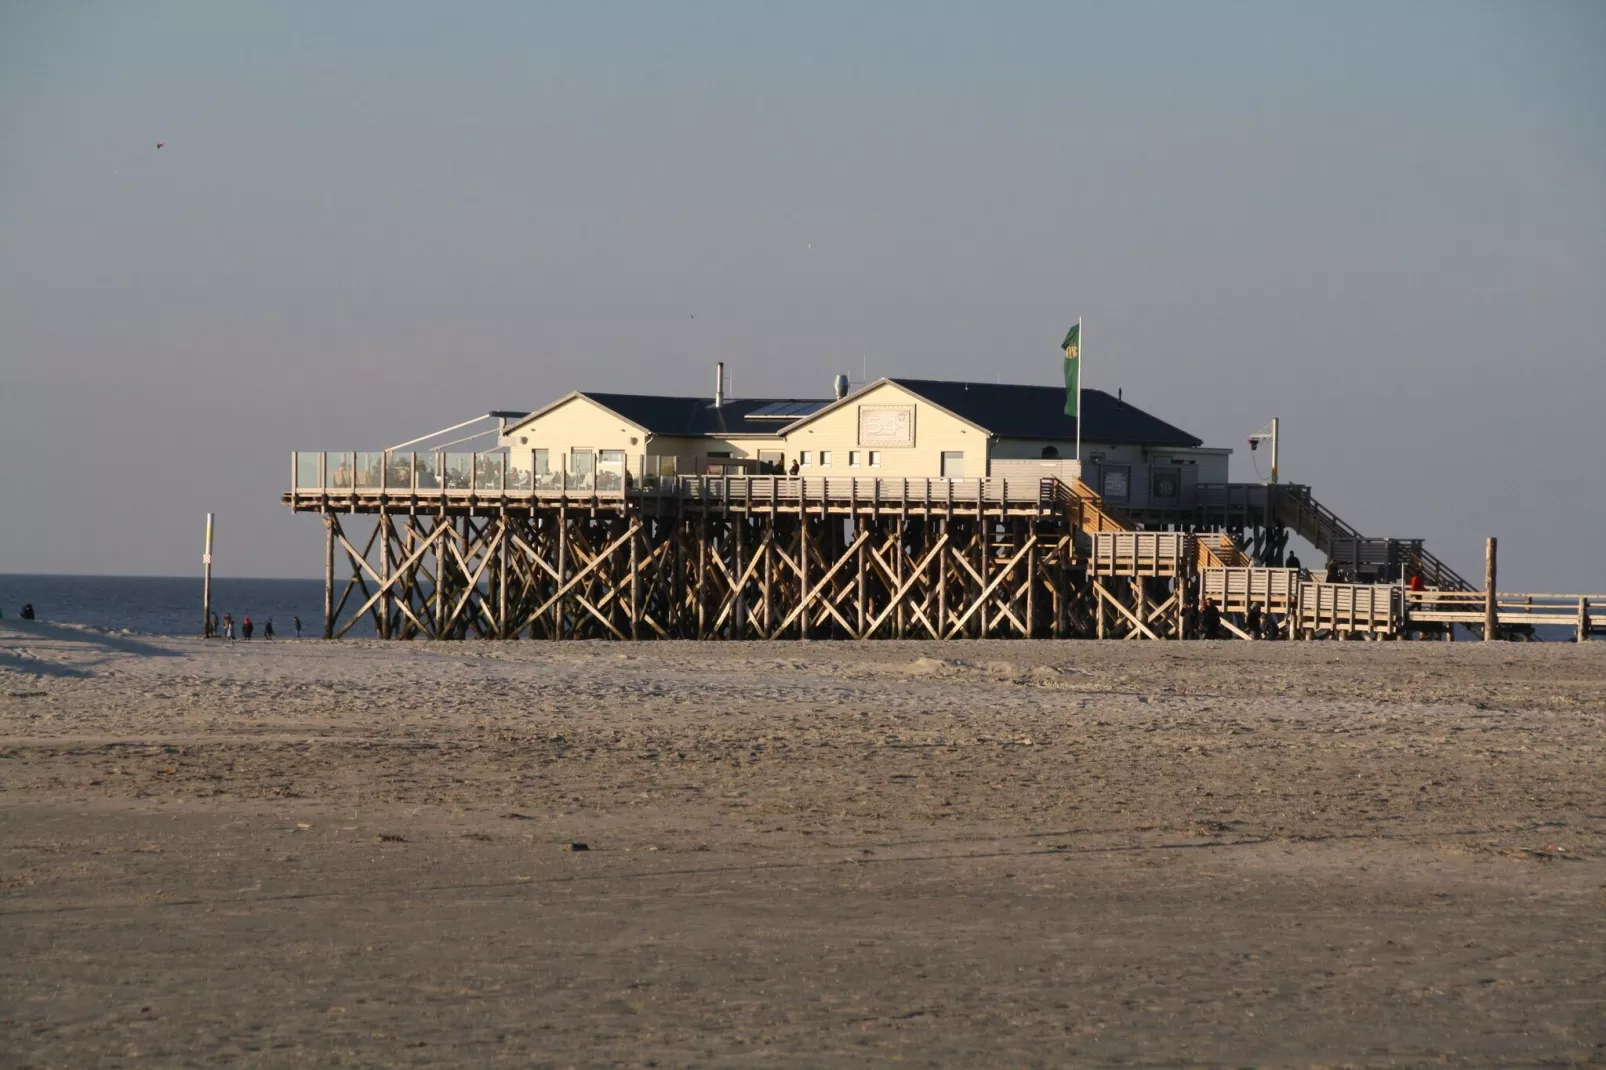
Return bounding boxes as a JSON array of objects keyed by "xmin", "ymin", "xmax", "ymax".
[
  {"xmin": 322, "ymin": 513, "xmax": 335, "ymax": 640},
  {"xmin": 1483, "ymin": 537, "xmax": 1498, "ymax": 642}
]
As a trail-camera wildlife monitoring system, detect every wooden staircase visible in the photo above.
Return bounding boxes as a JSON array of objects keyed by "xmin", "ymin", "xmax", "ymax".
[
  {"xmin": 1197, "ymin": 533, "xmax": 1250, "ymax": 569},
  {"xmin": 1040, "ymin": 477, "xmax": 1135, "ymax": 534},
  {"xmin": 1270, "ymin": 486, "xmax": 1471, "ymax": 591}
]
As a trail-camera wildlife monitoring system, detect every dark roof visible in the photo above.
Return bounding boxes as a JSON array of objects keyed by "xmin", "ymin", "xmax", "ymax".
[
  {"xmin": 887, "ymin": 379, "xmax": 1202, "ymax": 447},
  {"xmin": 582, "ymin": 393, "xmax": 831, "ymax": 437}
]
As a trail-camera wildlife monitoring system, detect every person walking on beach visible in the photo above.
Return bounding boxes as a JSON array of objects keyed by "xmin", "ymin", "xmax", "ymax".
[
  {"xmin": 1200, "ymin": 598, "xmax": 1221, "ymax": 640},
  {"xmin": 293, "ymin": 615, "xmax": 301, "ymax": 639},
  {"xmin": 1261, "ymin": 609, "xmax": 1281, "ymax": 641},
  {"xmin": 242, "ymin": 616, "xmax": 254, "ymax": 640},
  {"xmin": 222, "ymin": 613, "xmax": 235, "ymax": 640},
  {"xmin": 264, "ymin": 618, "xmax": 274, "ymax": 640},
  {"xmin": 1245, "ymin": 603, "xmax": 1262, "ymax": 638},
  {"xmin": 211, "ymin": 611, "xmax": 220, "ymax": 638}
]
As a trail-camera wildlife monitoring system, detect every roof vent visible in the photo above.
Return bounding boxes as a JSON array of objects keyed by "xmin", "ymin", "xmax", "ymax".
[
  {"xmin": 714, "ymin": 362, "xmax": 724, "ymax": 408},
  {"xmin": 833, "ymin": 374, "xmax": 849, "ymax": 400}
]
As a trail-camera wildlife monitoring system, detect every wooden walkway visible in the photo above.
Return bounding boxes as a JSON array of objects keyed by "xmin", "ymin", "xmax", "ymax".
[{"xmin": 1406, "ymin": 590, "xmax": 1602, "ymax": 640}]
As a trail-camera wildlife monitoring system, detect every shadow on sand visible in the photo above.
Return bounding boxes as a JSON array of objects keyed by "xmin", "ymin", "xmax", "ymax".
[
  {"xmin": 0, "ymin": 620, "xmax": 182, "ymax": 679},
  {"xmin": 0, "ymin": 651, "xmax": 95, "ymax": 679}
]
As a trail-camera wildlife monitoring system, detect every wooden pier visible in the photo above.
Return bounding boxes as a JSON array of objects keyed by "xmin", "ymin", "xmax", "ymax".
[{"xmin": 283, "ymin": 451, "xmax": 1597, "ymax": 642}]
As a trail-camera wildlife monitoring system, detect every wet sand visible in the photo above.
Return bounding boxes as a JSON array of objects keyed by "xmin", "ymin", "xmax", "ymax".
[{"xmin": 3, "ymin": 623, "xmax": 1604, "ymax": 1067}]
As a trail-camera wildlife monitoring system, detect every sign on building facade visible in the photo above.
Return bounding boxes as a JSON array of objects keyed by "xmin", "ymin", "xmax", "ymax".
[{"xmin": 858, "ymin": 405, "xmax": 915, "ymax": 447}]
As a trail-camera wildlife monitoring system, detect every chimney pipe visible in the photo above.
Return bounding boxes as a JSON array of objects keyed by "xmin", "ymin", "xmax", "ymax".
[
  {"xmin": 714, "ymin": 362, "xmax": 724, "ymax": 407},
  {"xmin": 833, "ymin": 373, "xmax": 849, "ymax": 400}
]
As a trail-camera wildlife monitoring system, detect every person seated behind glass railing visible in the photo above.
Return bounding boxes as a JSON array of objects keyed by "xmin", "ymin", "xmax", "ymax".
[{"xmin": 334, "ymin": 460, "xmax": 351, "ymax": 487}]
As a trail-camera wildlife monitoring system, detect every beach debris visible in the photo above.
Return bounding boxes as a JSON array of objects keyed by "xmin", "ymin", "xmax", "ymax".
[
  {"xmin": 374, "ymin": 834, "xmax": 407, "ymax": 843},
  {"xmin": 462, "ymin": 832, "xmax": 493, "ymax": 842},
  {"xmin": 500, "ymin": 812, "xmax": 535, "ymax": 820},
  {"xmin": 565, "ymin": 842, "xmax": 589, "ymax": 851}
]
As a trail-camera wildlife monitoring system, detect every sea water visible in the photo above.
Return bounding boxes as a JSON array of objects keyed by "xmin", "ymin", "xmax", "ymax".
[{"xmin": 0, "ymin": 574, "xmax": 369, "ymax": 637}]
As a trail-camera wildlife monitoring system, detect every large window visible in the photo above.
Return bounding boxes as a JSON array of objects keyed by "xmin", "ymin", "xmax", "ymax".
[
  {"xmin": 598, "ymin": 449, "xmax": 626, "ymax": 490},
  {"xmin": 940, "ymin": 451, "xmax": 965, "ymax": 479},
  {"xmin": 569, "ymin": 449, "xmax": 595, "ymax": 490}
]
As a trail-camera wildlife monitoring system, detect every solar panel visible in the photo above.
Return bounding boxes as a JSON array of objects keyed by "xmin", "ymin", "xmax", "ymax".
[
  {"xmin": 747, "ymin": 402, "xmax": 794, "ymax": 418},
  {"xmin": 747, "ymin": 400, "xmax": 830, "ymax": 419}
]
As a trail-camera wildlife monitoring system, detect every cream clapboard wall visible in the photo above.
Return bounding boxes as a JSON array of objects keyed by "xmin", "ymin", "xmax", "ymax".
[
  {"xmin": 500, "ymin": 395, "xmax": 646, "ymax": 473},
  {"xmin": 779, "ymin": 381, "xmax": 984, "ymax": 477},
  {"xmin": 498, "ymin": 396, "xmax": 781, "ymax": 476}
]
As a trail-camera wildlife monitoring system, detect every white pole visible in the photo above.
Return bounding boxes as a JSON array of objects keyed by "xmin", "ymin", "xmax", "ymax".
[
  {"xmin": 1075, "ymin": 315, "xmax": 1083, "ymax": 464},
  {"xmin": 1270, "ymin": 416, "xmax": 1279, "ymax": 484},
  {"xmin": 202, "ymin": 513, "xmax": 214, "ymax": 638}
]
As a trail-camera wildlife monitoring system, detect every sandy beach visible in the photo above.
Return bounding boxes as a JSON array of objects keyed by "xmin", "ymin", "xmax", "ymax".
[{"xmin": 2, "ymin": 623, "xmax": 1603, "ymax": 1067}]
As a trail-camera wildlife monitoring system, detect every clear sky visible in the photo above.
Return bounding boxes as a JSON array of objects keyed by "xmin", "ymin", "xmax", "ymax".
[{"xmin": 3, "ymin": 1, "xmax": 1603, "ymax": 589}]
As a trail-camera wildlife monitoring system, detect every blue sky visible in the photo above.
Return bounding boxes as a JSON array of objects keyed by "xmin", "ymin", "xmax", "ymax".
[{"xmin": 2, "ymin": 1, "xmax": 1603, "ymax": 587}]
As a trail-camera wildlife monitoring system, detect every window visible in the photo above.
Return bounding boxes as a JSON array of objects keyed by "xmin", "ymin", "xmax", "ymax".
[
  {"xmin": 1041, "ymin": 445, "xmax": 1059, "ymax": 459},
  {"xmin": 800, "ymin": 451, "xmax": 812, "ymax": 467},
  {"xmin": 940, "ymin": 451, "xmax": 965, "ymax": 479},
  {"xmin": 868, "ymin": 451, "xmax": 881, "ymax": 468},
  {"xmin": 848, "ymin": 451, "xmax": 861, "ymax": 467},
  {"xmin": 568, "ymin": 449, "xmax": 595, "ymax": 490},
  {"xmin": 598, "ymin": 449, "xmax": 626, "ymax": 490},
  {"xmin": 819, "ymin": 451, "xmax": 832, "ymax": 467}
]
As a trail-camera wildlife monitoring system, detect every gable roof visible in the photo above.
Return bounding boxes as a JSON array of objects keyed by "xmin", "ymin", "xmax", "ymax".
[
  {"xmin": 884, "ymin": 379, "xmax": 1202, "ymax": 447},
  {"xmin": 506, "ymin": 391, "xmax": 833, "ymax": 439}
]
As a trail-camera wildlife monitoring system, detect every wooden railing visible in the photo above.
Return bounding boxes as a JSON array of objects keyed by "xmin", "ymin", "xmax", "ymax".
[
  {"xmin": 1201, "ymin": 567, "xmax": 1300, "ymax": 614},
  {"xmin": 1298, "ymin": 582, "xmax": 1401, "ymax": 636},
  {"xmin": 1046, "ymin": 478, "xmax": 1134, "ymax": 534},
  {"xmin": 1271, "ymin": 485, "xmax": 1473, "ymax": 591},
  {"xmin": 1406, "ymin": 590, "xmax": 1602, "ymax": 632},
  {"xmin": 1090, "ymin": 531, "xmax": 1192, "ymax": 577}
]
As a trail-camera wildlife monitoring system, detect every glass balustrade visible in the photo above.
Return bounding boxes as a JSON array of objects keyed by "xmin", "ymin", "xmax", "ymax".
[
  {"xmin": 298, "ymin": 450, "xmax": 676, "ymax": 495},
  {"xmin": 507, "ymin": 455, "xmax": 533, "ymax": 491},
  {"xmin": 474, "ymin": 454, "xmax": 505, "ymax": 491},
  {"xmin": 296, "ymin": 453, "xmax": 323, "ymax": 489},
  {"xmin": 416, "ymin": 452, "xmax": 441, "ymax": 489},
  {"xmin": 353, "ymin": 452, "xmax": 385, "ymax": 489},
  {"xmin": 443, "ymin": 453, "xmax": 474, "ymax": 491},
  {"xmin": 384, "ymin": 453, "xmax": 414, "ymax": 490},
  {"xmin": 326, "ymin": 452, "xmax": 356, "ymax": 489}
]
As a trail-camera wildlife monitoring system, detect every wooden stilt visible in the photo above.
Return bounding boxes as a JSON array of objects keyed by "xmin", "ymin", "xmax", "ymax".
[{"xmin": 323, "ymin": 512, "xmax": 335, "ymax": 639}]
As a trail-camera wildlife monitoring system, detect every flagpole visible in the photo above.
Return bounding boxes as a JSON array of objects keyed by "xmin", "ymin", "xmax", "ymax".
[{"xmin": 1075, "ymin": 316, "xmax": 1083, "ymax": 463}]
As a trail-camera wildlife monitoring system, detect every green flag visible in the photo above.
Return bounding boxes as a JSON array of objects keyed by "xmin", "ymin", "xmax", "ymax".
[{"xmin": 1061, "ymin": 323, "xmax": 1080, "ymax": 417}]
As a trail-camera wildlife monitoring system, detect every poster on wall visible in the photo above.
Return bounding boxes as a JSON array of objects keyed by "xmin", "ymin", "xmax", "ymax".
[
  {"xmin": 858, "ymin": 405, "xmax": 915, "ymax": 447},
  {"xmin": 1101, "ymin": 467, "xmax": 1129, "ymax": 501},
  {"xmin": 1151, "ymin": 467, "xmax": 1181, "ymax": 501}
]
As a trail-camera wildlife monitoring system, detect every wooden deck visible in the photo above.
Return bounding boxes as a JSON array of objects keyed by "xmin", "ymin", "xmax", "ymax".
[{"xmin": 287, "ymin": 469, "xmax": 1056, "ymax": 519}]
